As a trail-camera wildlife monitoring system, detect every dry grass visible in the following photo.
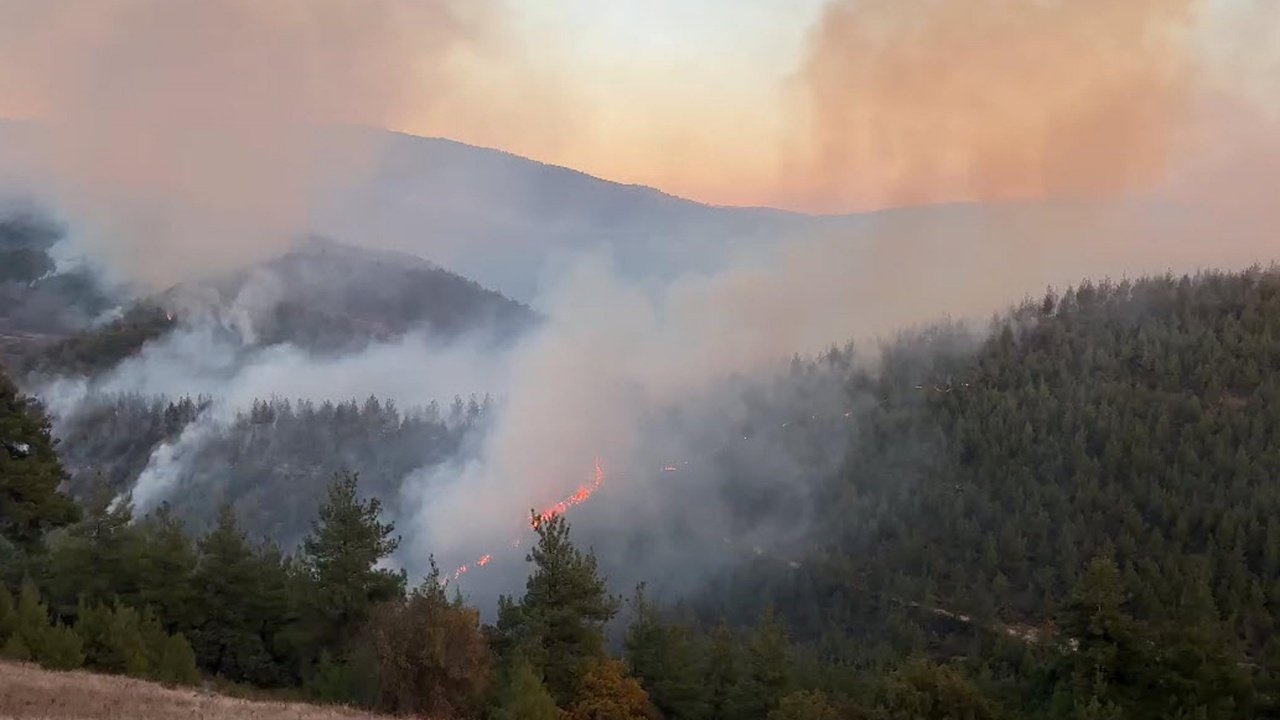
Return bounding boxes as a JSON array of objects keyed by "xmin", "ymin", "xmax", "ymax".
[{"xmin": 0, "ymin": 661, "xmax": 397, "ymax": 719}]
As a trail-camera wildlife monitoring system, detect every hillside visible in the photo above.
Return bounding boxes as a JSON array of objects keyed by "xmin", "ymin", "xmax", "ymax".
[
  {"xmin": 668, "ymin": 267, "xmax": 1280, "ymax": 715},
  {"xmin": 0, "ymin": 209, "xmax": 115, "ymax": 367},
  {"xmin": 0, "ymin": 661, "xmax": 393, "ymax": 720},
  {"xmin": 160, "ymin": 236, "xmax": 535, "ymax": 354},
  {"xmin": 4, "ymin": 267, "xmax": 1280, "ymax": 718},
  {"xmin": 5, "ymin": 233, "xmax": 534, "ymax": 379}
]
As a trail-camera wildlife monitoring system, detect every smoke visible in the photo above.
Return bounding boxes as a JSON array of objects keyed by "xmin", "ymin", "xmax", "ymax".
[
  {"xmin": 0, "ymin": 0, "xmax": 492, "ymax": 288},
  {"xmin": 4, "ymin": 1, "xmax": 1278, "ymax": 605},
  {"xmin": 787, "ymin": 0, "xmax": 1201, "ymax": 211},
  {"xmin": 402, "ymin": 1, "xmax": 1280, "ymax": 599}
]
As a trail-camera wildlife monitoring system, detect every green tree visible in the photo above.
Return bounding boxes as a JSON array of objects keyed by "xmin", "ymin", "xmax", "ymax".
[
  {"xmin": 0, "ymin": 369, "xmax": 78, "ymax": 545},
  {"xmin": 39, "ymin": 621, "xmax": 85, "ymax": 670},
  {"xmin": 625, "ymin": 584, "xmax": 708, "ymax": 720},
  {"xmin": 768, "ymin": 690, "xmax": 842, "ymax": 720},
  {"xmin": 188, "ymin": 505, "xmax": 292, "ymax": 686},
  {"xmin": 299, "ymin": 470, "xmax": 405, "ymax": 657},
  {"xmin": 45, "ymin": 481, "xmax": 143, "ymax": 616},
  {"xmin": 2, "ymin": 578, "xmax": 82, "ymax": 670},
  {"xmin": 704, "ymin": 622, "xmax": 742, "ymax": 720},
  {"xmin": 152, "ymin": 631, "xmax": 200, "ymax": 685},
  {"xmin": 1053, "ymin": 557, "xmax": 1150, "ymax": 716},
  {"xmin": 727, "ymin": 609, "xmax": 791, "ymax": 720},
  {"xmin": 492, "ymin": 655, "xmax": 560, "ymax": 720},
  {"xmin": 136, "ymin": 503, "xmax": 198, "ymax": 632},
  {"xmin": 4, "ymin": 578, "xmax": 49, "ymax": 660},
  {"xmin": 873, "ymin": 660, "xmax": 996, "ymax": 720},
  {"xmin": 497, "ymin": 514, "xmax": 618, "ymax": 704}
]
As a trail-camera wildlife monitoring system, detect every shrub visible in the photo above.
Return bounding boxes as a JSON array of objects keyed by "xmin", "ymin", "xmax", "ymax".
[{"xmin": 38, "ymin": 623, "xmax": 85, "ymax": 670}]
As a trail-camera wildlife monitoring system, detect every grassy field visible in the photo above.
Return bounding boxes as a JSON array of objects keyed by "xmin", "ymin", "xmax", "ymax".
[{"xmin": 0, "ymin": 661, "xmax": 394, "ymax": 719}]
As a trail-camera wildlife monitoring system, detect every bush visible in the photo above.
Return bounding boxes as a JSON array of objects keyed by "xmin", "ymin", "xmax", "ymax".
[
  {"xmin": 104, "ymin": 604, "xmax": 150, "ymax": 676},
  {"xmin": 0, "ymin": 579, "xmax": 83, "ymax": 670},
  {"xmin": 9, "ymin": 579, "xmax": 50, "ymax": 660},
  {"xmin": 769, "ymin": 690, "xmax": 842, "ymax": 720},
  {"xmin": 0, "ymin": 584, "xmax": 14, "ymax": 642},
  {"xmin": 152, "ymin": 632, "xmax": 200, "ymax": 686},
  {"xmin": 3, "ymin": 633, "xmax": 31, "ymax": 661},
  {"xmin": 492, "ymin": 656, "xmax": 559, "ymax": 720},
  {"xmin": 39, "ymin": 623, "xmax": 85, "ymax": 670},
  {"xmin": 364, "ymin": 580, "xmax": 492, "ymax": 718},
  {"xmin": 306, "ymin": 647, "xmax": 380, "ymax": 708},
  {"xmin": 75, "ymin": 601, "xmax": 199, "ymax": 683},
  {"xmin": 73, "ymin": 600, "xmax": 113, "ymax": 668},
  {"xmin": 564, "ymin": 658, "xmax": 651, "ymax": 720}
]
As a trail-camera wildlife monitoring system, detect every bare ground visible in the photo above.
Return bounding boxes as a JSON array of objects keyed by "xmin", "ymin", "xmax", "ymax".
[{"xmin": 0, "ymin": 661, "xmax": 395, "ymax": 720}]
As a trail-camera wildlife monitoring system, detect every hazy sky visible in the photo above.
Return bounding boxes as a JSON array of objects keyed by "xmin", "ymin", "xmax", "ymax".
[
  {"xmin": 394, "ymin": 0, "xmax": 830, "ymax": 207},
  {"xmin": 1, "ymin": 0, "xmax": 1276, "ymax": 213}
]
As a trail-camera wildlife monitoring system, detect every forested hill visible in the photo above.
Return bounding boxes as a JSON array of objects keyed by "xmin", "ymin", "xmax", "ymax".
[
  {"xmin": 4, "ymin": 266, "xmax": 1280, "ymax": 718},
  {"xmin": 690, "ymin": 266, "xmax": 1280, "ymax": 714},
  {"xmin": 1, "ymin": 217, "xmax": 535, "ymax": 378}
]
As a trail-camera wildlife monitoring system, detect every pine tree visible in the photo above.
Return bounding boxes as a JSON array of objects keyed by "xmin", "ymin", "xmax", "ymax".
[
  {"xmin": 625, "ymin": 584, "xmax": 709, "ymax": 720},
  {"xmin": 38, "ymin": 622, "xmax": 84, "ymax": 671},
  {"xmin": 0, "ymin": 369, "xmax": 78, "ymax": 545},
  {"xmin": 73, "ymin": 600, "xmax": 115, "ymax": 670},
  {"xmin": 1053, "ymin": 557, "xmax": 1150, "ymax": 717},
  {"xmin": 498, "ymin": 514, "xmax": 618, "ymax": 704},
  {"xmin": 45, "ymin": 481, "xmax": 143, "ymax": 616},
  {"xmin": 136, "ymin": 503, "xmax": 197, "ymax": 632},
  {"xmin": 705, "ymin": 622, "xmax": 742, "ymax": 720},
  {"xmin": 874, "ymin": 660, "xmax": 996, "ymax": 720},
  {"xmin": 4, "ymin": 578, "xmax": 49, "ymax": 661},
  {"xmin": 189, "ymin": 505, "xmax": 290, "ymax": 685},
  {"xmin": 105, "ymin": 604, "xmax": 151, "ymax": 677},
  {"xmin": 728, "ymin": 608, "xmax": 791, "ymax": 720},
  {"xmin": 492, "ymin": 656, "xmax": 560, "ymax": 720},
  {"xmin": 300, "ymin": 471, "xmax": 405, "ymax": 655},
  {"xmin": 152, "ymin": 632, "xmax": 200, "ymax": 685}
]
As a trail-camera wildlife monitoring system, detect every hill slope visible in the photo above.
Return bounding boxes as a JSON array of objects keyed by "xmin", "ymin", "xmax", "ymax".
[
  {"xmin": 0, "ymin": 661, "xmax": 393, "ymax": 720},
  {"xmin": 672, "ymin": 267, "xmax": 1280, "ymax": 710}
]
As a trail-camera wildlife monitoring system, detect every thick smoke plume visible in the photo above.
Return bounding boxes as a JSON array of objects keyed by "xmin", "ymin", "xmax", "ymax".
[
  {"xmin": 406, "ymin": 1, "xmax": 1280, "ymax": 599},
  {"xmin": 790, "ymin": 0, "xmax": 1199, "ymax": 211},
  {"xmin": 0, "ymin": 0, "xmax": 490, "ymax": 288}
]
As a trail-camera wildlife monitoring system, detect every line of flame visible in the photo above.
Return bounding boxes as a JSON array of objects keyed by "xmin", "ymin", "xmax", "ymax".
[{"xmin": 446, "ymin": 458, "xmax": 605, "ymax": 584}]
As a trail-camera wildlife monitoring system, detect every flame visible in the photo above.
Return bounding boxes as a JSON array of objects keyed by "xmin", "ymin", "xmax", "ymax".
[
  {"xmin": 532, "ymin": 457, "xmax": 605, "ymax": 529},
  {"xmin": 445, "ymin": 458, "xmax": 605, "ymax": 584}
]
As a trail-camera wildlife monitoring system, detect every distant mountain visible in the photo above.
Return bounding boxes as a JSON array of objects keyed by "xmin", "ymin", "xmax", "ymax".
[
  {"xmin": 319, "ymin": 130, "xmax": 1272, "ymax": 304},
  {"xmin": 161, "ymin": 236, "xmax": 534, "ymax": 354},
  {"xmin": 316, "ymin": 130, "xmax": 819, "ymax": 299},
  {"xmin": 4, "ymin": 234, "xmax": 533, "ymax": 379},
  {"xmin": 5, "ymin": 122, "xmax": 1269, "ymax": 307}
]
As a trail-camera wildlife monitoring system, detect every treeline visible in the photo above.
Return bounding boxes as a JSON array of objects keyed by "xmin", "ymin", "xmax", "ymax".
[
  {"xmin": 55, "ymin": 393, "xmax": 489, "ymax": 546},
  {"xmin": 691, "ymin": 268, "xmax": 1280, "ymax": 716},
  {"xmin": 0, "ymin": 359, "xmax": 1015, "ymax": 719},
  {"xmin": 7, "ymin": 266, "xmax": 1280, "ymax": 718}
]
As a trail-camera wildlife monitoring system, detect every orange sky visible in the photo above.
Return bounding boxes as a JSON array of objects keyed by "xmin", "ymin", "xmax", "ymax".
[{"xmin": 2, "ymin": 0, "xmax": 1277, "ymax": 213}]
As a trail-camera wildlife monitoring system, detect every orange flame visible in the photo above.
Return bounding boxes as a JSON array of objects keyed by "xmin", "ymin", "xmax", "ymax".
[
  {"xmin": 532, "ymin": 457, "xmax": 605, "ymax": 529},
  {"xmin": 446, "ymin": 458, "xmax": 605, "ymax": 584}
]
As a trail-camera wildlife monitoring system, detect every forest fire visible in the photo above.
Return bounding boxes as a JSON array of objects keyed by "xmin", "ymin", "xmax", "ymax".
[{"xmin": 446, "ymin": 458, "xmax": 605, "ymax": 584}]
